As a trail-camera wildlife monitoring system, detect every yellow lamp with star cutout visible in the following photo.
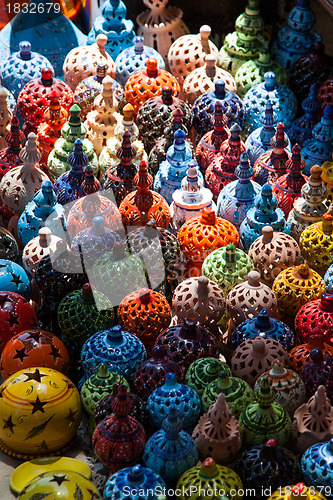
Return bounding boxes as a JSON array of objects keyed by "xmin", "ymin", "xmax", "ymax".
[
  {"xmin": 0, "ymin": 367, "xmax": 81, "ymax": 458},
  {"xmin": 17, "ymin": 470, "xmax": 101, "ymax": 499}
]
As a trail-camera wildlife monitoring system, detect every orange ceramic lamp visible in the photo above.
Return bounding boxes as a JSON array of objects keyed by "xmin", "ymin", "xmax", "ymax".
[
  {"xmin": 124, "ymin": 59, "xmax": 180, "ymax": 115},
  {"xmin": 177, "ymin": 207, "xmax": 239, "ymax": 277},
  {"xmin": 117, "ymin": 288, "xmax": 172, "ymax": 352},
  {"xmin": 119, "ymin": 161, "xmax": 171, "ymax": 229},
  {"xmin": 0, "ymin": 329, "xmax": 70, "ymax": 380}
]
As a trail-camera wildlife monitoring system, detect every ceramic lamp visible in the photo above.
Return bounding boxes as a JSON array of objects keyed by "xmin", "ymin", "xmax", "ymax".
[
  {"xmin": 243, "ymin": 72, "xmax": 297, "ymax": 131},
  {"xmin": 92, "ymin": 385, "xmax": 146, "ymax": 473},
  {"xmin": 63, "ymin": 34, "xmax": 116, "ymax": 91},
  {"xmin": 239, "ymin": 377, "xmax": 292, "ymax": 447},
  {"xmin": 119, "ymin": 161, "xmax": 171, "ymax": 229},
  {"xmin": 136, "ymin": 0, "xmax": 189, "ymax": 64},
  {"xmin": 205, "ymin": 123, "xmax": 246, "ymax": 202},
  {"xmin": 287, "ymin": 84, "xmax": 321, "ymax": 147},
  {"xmin": 289, "ymin": 336, "xmax": 333, "ymax": 372},
  {"xmin": 132, "ymin": 346, "xmax": 182, "ymax": 401},
  {"xmin": 201, "ymin": 369, "xmax": 255, "ymax": 417},
  {"xmin": 300, "ymin": 349, "xmax": 333, "ymax": 402},
  {"xmin": 176, "ymin": 458, "xmax": 243, "ymax": 500},
  {"xmin": 295, "ymin": 294, "xmax": 333, "ymax": 346},
  {"xmin": 193, "ymin": 393, "xmax": 242, "ymax": 465},
  {"xmin": 301, "ymin": 104, "xmax": 333, "ymax": 176},
  {"xmin": 253, "ymin": 123, "xmax": 291, "ymax": 186},
  {"xmin": 87, "ymin": 0, "xmax": 135, "ymax": 59},
  {"xmin": 115, "ymin": 35, "xmax": 165, "ymax": 86},
  {"xmin": 0, "ymin": 367, "xmax": 81, "ymax": 458},
  {"xmin": 231, "ymin": 336, "xmax": 290, "ymax": 387},
  {"xmin": 192, "ymin": 80, "xmax": 246, "ymax": 138},
  {"xmin": 272, "ymin": 263, "xmax": 326, "ymax": 322},
  {"xmin": 17, "ymin": 68, "xmax": 74, "ymax": 135},
  {"xmin": 219, "ymin": 0, "xmax": 264, "ymax": 76},
  {"xmin": 136, "ymin": 86, "xmax": 192, "ymax": 153},
  {"xmin": 117, "ymin": 288, "xmax": 172, "ymax": 352},
  {"xmin": 202, "ymin": 243, "xmax": 254, "ymax": 297},
  {"xmin": 231, "ymin": 309, "xmax": 295, "ymax": 352},
  {"xmin": 182, "ymin": 54, "xmax": 237, "ymax": 106},
  {"xmin": 22, "ymin": 228, "xmax": 64, "ymax": 277},
  {"xmin": 195, "ymin": 101, "xmax": 230, "ymax": 173},
  {"xmin": 74, "ymin": 63, "xmax": 124, "ymax": 121},
  {"xmin": 0, "ymin": 291, "xmax": 37, "ymax": 354},
  {"xmin": 287, "ymin": 165, "xmax": 327, "ymax": 243},
  {"xmin": 185, "ymin": 358, "xmax": 231, "ymax": 398},
  {"xmin": 254, "ymin": 360, "xmax": 306, "ymax": 414},
  {"xmin": 144, "ymin": 406, "xmax": 199, "ymax": 486},
  {"xmin": 216, "ymin": 152, "xmax": 261, "ymax": 230},
  {"xmin": 301, "ymin": 439, "xmax": 333, "ymax": 497},
  {"xmin": 226, "ymin": 271, "xmax": 277, "ymax": 330},
  {"xmin": 248, "ymin": 226, "xmax": 302, "ymax": 287},
  {"xmin": 293, "ymin": 385, "xmax": 333, "ymax": 455},
  {"xmin": 271, "ymin": 0, "xmax": 322, "ymax": 71},
  {"xmin": 299, "ymin": 214, "xmax": 333, "ymax": 276},
  {"xmin": 99, "ymin": 103, "xmax": 147, "ymax": 175},
  {"xmin": 0, "ymin": 116, "xmax": 25, "ymax": 170},
  {"xmin": 168, "ymin": 25, "xmax": 219, "ymax": 88},
  {"xmin": 240, "ymin": 182, "xmax": 287, "ymax": 252},
  {"xmin": 104, "ymin": 465, "xmax": 166, "ymax": 500},
  {"xmin": 124, "ymin": 59, "xmax": 180, "ymax": 115},
  {"xmin": 47, "ymin": 104, "xmax": 99, "ymax": 182},
  {"xmin": 0, "ymin": 41, "xmax": 54, "ymax": 100}
]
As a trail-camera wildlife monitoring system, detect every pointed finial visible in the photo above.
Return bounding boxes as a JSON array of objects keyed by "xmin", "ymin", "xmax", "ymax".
[
  {"xmin": 271, "ymin": 122, "xmax": 288, "ymax": 149},
  {"xmin": 68, "ymin": 104, "xmax": 82, "ymax": 127},
  {"xmin": 235, "ymin": 152, "xmax": 253, "ymax": 180},
  {"xmin": 81, "ymin": 164, "xmax": 101, "ymax": 195},
  {"xmin": 19, "ymin": 132, "xmax": 41, "ymax": 165},
  {"xmin": 67, "ymin": 138, "xmax": 89, "ymax": 172},
  {"xmin": 162, "ymin": 406, "xmax": 183, "ymax": 439},
  {"xmin": 122, "ymin": 103, "xmax": 135, "ymax": 122},
  {"xmin": 259, "ymin": 99, "xmax": 277, "ymax": 127},
  {"xmin": 286, "ymin": 143, "xmax": 304, "ymax": 173},
  {"xmin": 134, "ymin": 160, "xmax": 153, "ymax": 190},
  {"xmin": 5, "ymin": 116, "xmax": 25, "ymax": 149},
  {"xmin": 116, "ymin": 129, "xmax": 136, "ymax": 162},
  {"xmin": 302, "ymin": 84, "xmax": 320, "ymax": 116}
]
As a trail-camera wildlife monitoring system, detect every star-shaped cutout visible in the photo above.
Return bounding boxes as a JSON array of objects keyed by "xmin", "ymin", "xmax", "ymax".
[
  {"xmin": 49, "ymin": 474, "xmax": 69, "ymax": 486},
  {"xmin": 65, "ymin": 408, "xmax": 77, "ymax": 423},
  {"xmin": 28, "ymin": 330, "xmax": 41, "ymax": 343},
  {"xmin": 48, "ymin": 344, "xmax": 62, "ymax": 361},
  {"xmin": 13, "ymin": 347, "xmax": 29, "ymax": 362},
  {"xmin": 9, "ymin": 272, "xmax": 24, "ymax": 287},
  {"xmin": 6, "ymin": 312, "xmax": 20, "ymax": 328},
  {"xmin": 37, "ymin": 440, "xmax": 49, "ymax": 451},
  {"xmin": 23, "ymin": 368, "xmax": 48, "ymax": 383},
  {"xmin": 3, "ymin": 415, "xmax": 16, "ymax": 433},
  {"xmin": 29, "ymin": 395, "xmax": 48, "ymax": 414}
]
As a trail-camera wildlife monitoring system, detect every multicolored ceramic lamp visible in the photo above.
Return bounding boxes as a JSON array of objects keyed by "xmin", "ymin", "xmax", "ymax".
[
  {"xmin": 168, "ymin": 25, "xmax": 219, "ymax": 88},
  {"xmin": 115, "ymin": 35, "xmax": 165, "ymax": 86},
  {"xmin": 137, "ymin": 86, "xmax": 192, "ymax": 153},
  {"xmin": 235, "ymin": 49, "xmax": 288, "ymax": 98},
  {"xmin": 271, "ymin": 0, "xmax": 322, "ymax": 71},
  {"xmin": 248, "ymin": 226, "xmax": 302, "ymax": 287},
  {"xmin": 136, "ymin": 0, "xmax": 189, "ymax": 64},
  {"xmin": 0, "ymin": 41, "xmax": 53, "ymax": 100},
  {"xmin": 192, "ymin": 80, "xmax": 246, "ymax": 138},
  {"xmin": 301, "ymin": 104, "xmax": 333, "ymax": 176},
  {"xmin": 202, "ymin": 243, "xmax": 254, "ymax": 296},
  {"xmin": 219, "ymin": 0, "xmax": 264, "ymax": 76},
  {"xmin": 253, "ymin": 123, "xmax": 291, "ymax": 186},
  {"xmin": 239, "ymin": 377, "xmax": 292, "ymax": 447},
  {"xmin": 299, "ymin": 214, "xmax": 333, "ymax": 276},
  {"xmin": 216, "ymin": 152, "xmax": 261, "ymax": 230},
  {"xmin": 287, "ymin": 84, "xmax": 321, "ymax": 147},
  {"xmin": 87, "ymin": 0, "xmax": 135, "ymax": 59},
  {"xmin": 243, "ymin": 72, "xmax": 297, "ymax": 131},
  {"xmin": 170, "ymin": 162, "xmax": 216, "ymax": 231},
  {"xmin": 272, "ymin": 144, "xmax": 308, "ymax": 218},
  {"xmin": 287, "ymin": 165, "xmax": 327, "ymax": 243},
  {"xmin": 240, "ymin": 183, "xmax": 287, "ymax": 252},
  {"xmin": 205, "ymin": 123, "xmax": 246, "ymax": 202}
]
